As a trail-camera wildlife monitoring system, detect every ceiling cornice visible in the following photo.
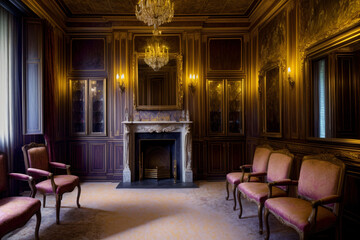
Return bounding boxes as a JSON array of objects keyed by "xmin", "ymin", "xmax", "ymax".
[
  {"xmin": 249, "ymin": 0, "xmax": 288, "ymax": 31},
  {"xmin": 21, "ymin": 0, "xmax": 67, "ymax": 31},
  {"xmin": 20, "ymin": 0, "xmax": 280, "ymax": 34}
]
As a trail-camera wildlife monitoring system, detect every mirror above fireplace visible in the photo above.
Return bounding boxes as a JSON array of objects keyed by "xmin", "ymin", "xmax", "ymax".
[{"xmin": 134, "ymin": 53, "xmax": 183, "ymax": 110}]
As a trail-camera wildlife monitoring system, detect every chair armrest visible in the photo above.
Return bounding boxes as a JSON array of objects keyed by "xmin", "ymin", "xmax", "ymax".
[
  {"xmin": 8, "ymin": 172, "xmax": 32, "ymax": 181},
  {"xmin": 267, "ymin": 179, "xmax": 297, "ymax": 198},
  {"xmin": 28, "ymin": 168, "xmax": 52, "ymax": 177},
  {"xmin": 308, "ymin": 195, "xmax": 341, "ymax": 228},
  {"xmin": 240, "ymin": 164, "xmax": 252, "ymax": 170},
  {"xmin": 49, "ymin": 162, "xmax": 71, "ymax": 175},
  {"xmin": 8, "ymin": 173, "xmax": 37, "ymax": 198},
  {"xmin": 247, "ymin": 171, "xmax": 267, "ymax": 182},
  {"xmin": 239, "ymin": 165, "xmax": 253, "ymax": 182},
  {"xmin": 28, "ymin": 168, "xmax": 58, "ymax": 193},
  {"xmin": 311, "ymin": 195, "xmax": 341, "ymax": 207}
]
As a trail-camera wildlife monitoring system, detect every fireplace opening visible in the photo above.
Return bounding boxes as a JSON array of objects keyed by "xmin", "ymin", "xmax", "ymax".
[
  {"xmin": 139, "ymin": 140, "xmax": 175, "ymax": 180},
  {"xmin": 135, "ymin": 133, "xmax": 182, "ymax": 182}
]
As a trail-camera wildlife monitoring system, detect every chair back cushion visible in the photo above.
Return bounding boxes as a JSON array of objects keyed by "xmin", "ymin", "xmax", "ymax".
[
  {"xmin": 267, "ymin": 150, "xmax": 294, "ymax": 182},
  {"xmin": 298, "ymin": 155, "xmax": 343, "ymax": 201},
  {"xmin": 0, "ymin": 152, "xmax": 8, "ymax": 193},
  {"xmin": 27, "ymin": 146, "xmax": 49, "ymax": 171},
  {"xmin": 252, "ymin": 145, "xmax": 272, "ymax": 173}
]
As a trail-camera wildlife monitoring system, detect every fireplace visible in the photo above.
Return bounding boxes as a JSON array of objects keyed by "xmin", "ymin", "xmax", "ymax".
[{"xmin": 122, "ymin": 121, "xmax": 193, "ymax": 182}]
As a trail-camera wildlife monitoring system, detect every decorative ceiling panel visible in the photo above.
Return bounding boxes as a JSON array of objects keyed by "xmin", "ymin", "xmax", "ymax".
[{"xmin": 57, "ymin": 0, "xmax": 260, "ymax": 16}]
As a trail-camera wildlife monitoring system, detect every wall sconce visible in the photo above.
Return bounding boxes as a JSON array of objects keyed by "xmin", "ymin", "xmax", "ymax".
[
  {"xmin": 189, "ymin": 74, "xmax": 198, "ymax": 93},
  {"xmin": 287, "ymin": 67, "xmax": 295, "ymax": 87},
  {"xmin": 117, "ymin": 73, "xmax": 125, "ymax": 92}
]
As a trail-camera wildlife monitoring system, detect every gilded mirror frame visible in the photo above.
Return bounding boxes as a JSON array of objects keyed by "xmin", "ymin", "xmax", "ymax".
[{"xmin": 133, "ymin": 53, "xmax": 183, "ymax": 110}]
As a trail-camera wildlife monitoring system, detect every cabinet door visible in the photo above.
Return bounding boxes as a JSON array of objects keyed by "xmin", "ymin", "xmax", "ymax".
[
  {"xmin": 89, "ymin": 79, "xmax": 106, "ymax": 135},
  {"xmin": 228, "ymin": 142, "xmax": 245, "ymax": 172},
  {"xmin": 227, "ymin": 79, "xmax": 244, "ymax": 135},
  {"xmin": 207, "ymin": 80, "xmax": 225, "ymax": 135},
  {"xmin": 70, "ymin": 79, "xmax": 87, "ymax": 135},
  {"xmin": 207, "ymin": 142, "xmax": 226, "ymax": 177}
]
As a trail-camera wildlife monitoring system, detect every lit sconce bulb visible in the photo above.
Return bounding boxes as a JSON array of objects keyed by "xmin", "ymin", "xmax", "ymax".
[
  {"xmin": 117, "ymin": 73, "xmax": 125, "ymax": 92},
  {"xmin": 287, "ymin": 67, "xmax": 295, "ymax": 87},
  {"xmin": 189, "ymin": 73, "xmax": 197, "ymax": 93}
]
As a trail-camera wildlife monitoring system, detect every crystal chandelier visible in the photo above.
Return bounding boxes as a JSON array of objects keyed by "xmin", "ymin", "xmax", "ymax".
[
  {"xmin": 135, "ymin": 0, "xmax": 174, "ymax": 35},
  {"xmin": 144, "ymin": 37, "xmax": 169, "ymax": 71}
]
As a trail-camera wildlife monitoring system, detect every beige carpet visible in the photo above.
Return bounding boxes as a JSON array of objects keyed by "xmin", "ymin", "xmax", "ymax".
[{"xmin": 4, "ymin": 181, "xmax": 298, "ymax": 240}]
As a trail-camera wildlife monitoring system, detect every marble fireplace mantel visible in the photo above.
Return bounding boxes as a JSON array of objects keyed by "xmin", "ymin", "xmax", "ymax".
[{"xmin": 122, "ymin": 121, "xmax": 193, "ymax": 183}]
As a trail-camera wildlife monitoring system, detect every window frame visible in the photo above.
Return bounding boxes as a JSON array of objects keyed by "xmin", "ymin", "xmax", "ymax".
[{"xmin": 305, "ymin": 26, "xmax": 360, "ymax": 145}]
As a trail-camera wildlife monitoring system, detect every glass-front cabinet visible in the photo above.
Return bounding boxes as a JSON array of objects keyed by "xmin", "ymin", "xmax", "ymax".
[
  {"xmin": 207, "ymin": 78, "xmax": 244, "ymax": 136},
  {"xmin": 70, "ymin": 78, "xmax": 106, "ymax": 136}
]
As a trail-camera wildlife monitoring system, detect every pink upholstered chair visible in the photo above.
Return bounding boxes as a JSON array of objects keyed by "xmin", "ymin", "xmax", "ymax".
[
  {"xmin": 226, "ymin": 144, "xmax": 272, "ymax": 210},
  {"xmin": 264, "ymin": 154, "xmax": 346, "ymax": 240},
  {"xmin": 237, "ymin": 149, "xmax": 294, "ymax": 234},
  {"xmin": 0, "ymin": 152, "xmax": 41, "ymax": 239},
  {"xmin": 22, "ymin": 143, "xmax": 81, "ymax": 224}
]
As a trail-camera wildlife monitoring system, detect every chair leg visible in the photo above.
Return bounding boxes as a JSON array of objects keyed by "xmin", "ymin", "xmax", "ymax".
[
  {"xmin": 76, "ymin": 183, "xmax": 81, "ymax": 208},
  {"xmin": 237, "ymin": 190, "xmax": 243, "ymax": 219},
  {"xmin": 31, "ymin": 187, "xmax": 37, "ymax": 198},
  {"xmin": 35, "ymin": 210, "xmax": 41, "ymax": 240},
  {"xmin": 225, "ymin": 181, "xmax": 230, "ymax": 200},
  {"xmin": 264, "ymin": 207, "xmax": 270, "ymax": 240},
  {"xmin": 56, "ymin": 194, "xmax": 61, "ymax": 224},
  {"xmin": 232, "ymin": 185, "xmax": 237, "ymax": 210},
  {"xmin": 43, "ymin": 194, "xmax": 46, "ymax": 208},
  {"xmin": 258, "ymin": 203, "xmax": 263, "ymax": 234}
]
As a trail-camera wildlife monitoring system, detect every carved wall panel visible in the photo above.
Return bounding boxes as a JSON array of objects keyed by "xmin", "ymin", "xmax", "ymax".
[
  {"xmin": 258, "ymin": 9, "xmax": 286, "ymax": 69},
  {"xmin": 69, "ymin": 142, "xmax": 87, "ymax": 175},
  {"xmin": 70, "ymin": 38, "xmax": 105, "ymax": 72},
  {"xmin": 89, "ymin": 142, "xmax": 106, "ymax": 174},
  {"xmin": 208, "ymin": 38, "xmax": 243, "ymax": 72},
  {"xmin": 299, "ymin": 0, "xmax": 360, "ymax": 51}
]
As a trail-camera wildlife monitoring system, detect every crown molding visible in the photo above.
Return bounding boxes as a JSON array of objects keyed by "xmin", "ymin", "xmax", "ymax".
[{"xmin": 22, "ymin": 0, "xmax": 67, "ymax": 31}]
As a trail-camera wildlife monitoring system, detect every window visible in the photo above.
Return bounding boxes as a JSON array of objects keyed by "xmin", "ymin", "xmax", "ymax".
[
  {"xmin": 309, "ymin": 41, "xmax": 360, "ymax": 141},
  {"xmin": 312, "ymin": 58, "xmax": 328, "ymax": 138},
  {"xmin": 0, "ymin": 7, "xmax": 20, "ymax": 149}
]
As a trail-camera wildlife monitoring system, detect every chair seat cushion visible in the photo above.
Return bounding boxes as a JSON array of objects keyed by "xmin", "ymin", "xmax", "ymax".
[
  {"xmin": 0, "ymin": 197, "xmax": 41, "ymax": 237},
  {"xmin": 238, "ymin": 182, "xmax": 286, "ymax": 203},
  {"xmin": 36, "ymin": 175, "xmax": 79, "ymax": 194},
  {"xmin": 265, "ymin": 197, "xmax": 337, "ymax": 232},
  {"xmin": 226, "ymin": 172, "xmax": 260, "ymax": 185}
]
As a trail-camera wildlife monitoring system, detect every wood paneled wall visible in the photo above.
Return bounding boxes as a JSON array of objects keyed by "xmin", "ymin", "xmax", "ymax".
[{"xmin": 246, "ymin": 0, "xmax": 360, "ymax": 236}]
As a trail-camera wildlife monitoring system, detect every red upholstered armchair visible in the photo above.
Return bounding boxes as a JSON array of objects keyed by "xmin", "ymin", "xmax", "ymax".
[
  {"xmin": 22, "ymin": 143, "xmax": 81, "ymax": 224},
  {"xmin": 0, "ymin": 152, "xmax": 41, "ymax": 239},
  {"xmin": 237, "ymin": 149, "xmax": 294, "ymax": 234},
  {"xmin": 264, "ymin": 154, "xmax": 346, "ymax": 240},
  {"xmin": 226, "ymin": 145, "xmax": 273, "ymax": 210}
]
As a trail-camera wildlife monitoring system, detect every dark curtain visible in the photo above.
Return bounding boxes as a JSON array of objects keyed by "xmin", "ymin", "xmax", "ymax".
[{"xmin": 44, "ymin": 22, "xmax": 57, "ymax": 162}]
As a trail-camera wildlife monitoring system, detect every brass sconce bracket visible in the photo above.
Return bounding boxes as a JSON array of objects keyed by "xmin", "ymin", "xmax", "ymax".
[
  {"xmin": 189, "ymin": 74, "xmax": 198, "ymax": 93},
  {"xmin": 117, "ymin": 73, "xmax": 126, "ymax": 92}
]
